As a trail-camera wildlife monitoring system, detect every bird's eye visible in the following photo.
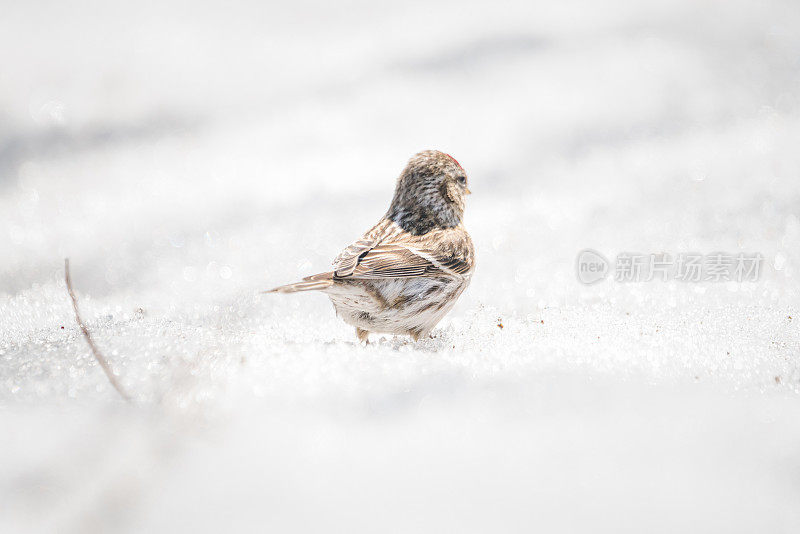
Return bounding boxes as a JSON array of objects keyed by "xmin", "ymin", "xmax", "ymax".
[{"xmin": 457, "ymin": 176, "xmax": 467, "ymax": 185}]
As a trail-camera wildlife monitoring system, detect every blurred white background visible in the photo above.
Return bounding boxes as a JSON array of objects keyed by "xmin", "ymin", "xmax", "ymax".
[{"xmin": 2, "ymin": 0, "xmax": 800, "ymax": 532}]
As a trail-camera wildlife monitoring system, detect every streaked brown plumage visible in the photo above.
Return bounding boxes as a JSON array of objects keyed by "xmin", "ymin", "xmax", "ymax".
[{"xmin": 267, "ymin": 150, "xmax": 475, "ymax": 342}]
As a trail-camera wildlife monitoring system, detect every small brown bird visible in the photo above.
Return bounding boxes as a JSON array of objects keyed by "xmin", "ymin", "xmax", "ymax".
[{"xmin": 267, "ymin": 150, "xmax": 475, "ymax": 342}]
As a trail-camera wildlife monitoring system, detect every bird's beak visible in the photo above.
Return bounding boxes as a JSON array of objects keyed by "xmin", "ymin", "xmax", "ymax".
[{"xmin": 465, "ymin": 187, "xmax": 472, "ymax": 195}]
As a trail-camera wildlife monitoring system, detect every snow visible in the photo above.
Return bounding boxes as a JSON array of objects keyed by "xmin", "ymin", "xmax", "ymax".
[{"xmin": 2, "ymin": 0, "xmax": 800, "ymax": 531}]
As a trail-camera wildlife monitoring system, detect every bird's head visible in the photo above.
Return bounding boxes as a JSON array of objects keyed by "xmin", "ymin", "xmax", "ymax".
[{"xmin": 388, "ymin": 150, "xmax": 471, "ymax": 235}]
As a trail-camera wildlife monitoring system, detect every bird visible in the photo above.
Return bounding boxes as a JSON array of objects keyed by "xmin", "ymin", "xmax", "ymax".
[{"xmin": 267, "ymin": 150, "xmax": 475, "ymax": 342}]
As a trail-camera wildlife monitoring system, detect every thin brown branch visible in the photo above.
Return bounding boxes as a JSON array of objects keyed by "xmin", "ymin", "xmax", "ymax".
[{"xmin": 65, "ymin": 258, "xmax": 132, "ymax": 402}]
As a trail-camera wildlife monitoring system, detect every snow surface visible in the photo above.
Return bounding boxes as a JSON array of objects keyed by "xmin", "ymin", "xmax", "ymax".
[{"xmin": 2, "ymin": 0, "xmax": 800, "ymax": 532}]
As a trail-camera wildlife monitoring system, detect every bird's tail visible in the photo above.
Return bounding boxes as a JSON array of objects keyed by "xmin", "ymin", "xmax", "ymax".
[{"xmin": 264, "ymin": 272, "xmax": 334, "ymax": 293}]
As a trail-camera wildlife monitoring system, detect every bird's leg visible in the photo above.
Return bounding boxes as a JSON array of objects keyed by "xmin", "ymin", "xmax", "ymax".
[
  {"xmin": 409, "ymin": 329, "xmax": 422, "ymax": 342},
  {"xmin": 356, "ymin": 328, "xmax": 370, "ymax": 344}
]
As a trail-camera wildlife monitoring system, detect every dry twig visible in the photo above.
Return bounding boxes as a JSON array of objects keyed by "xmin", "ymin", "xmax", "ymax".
[{"xmin": 65, "ymin": 258, "xmax": 131, "ymax": 402}]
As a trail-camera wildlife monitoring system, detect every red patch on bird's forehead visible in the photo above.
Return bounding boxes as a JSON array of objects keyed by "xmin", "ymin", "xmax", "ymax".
[{"xmin": 444, "ymin": 153, "xmax": 462, "ymax": 169}]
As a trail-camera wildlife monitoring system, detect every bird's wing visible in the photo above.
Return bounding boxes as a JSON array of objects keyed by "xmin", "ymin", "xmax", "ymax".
[
  {"xmin": 338, "ymin": 228, "xmax": 474, "ymax": 280},
  {"xmin": 332, "ymin": 219, "xmax": 399, "ymax": 277}
]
